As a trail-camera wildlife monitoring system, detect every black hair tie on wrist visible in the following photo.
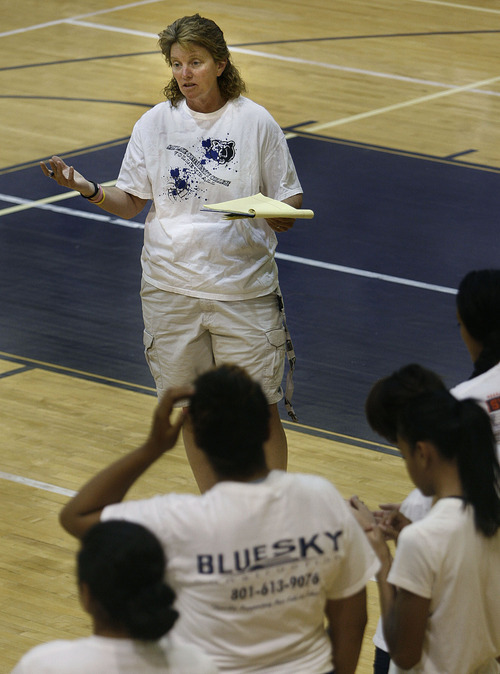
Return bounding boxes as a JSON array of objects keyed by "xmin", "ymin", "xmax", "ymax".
[{"xmin": 81, "ymin": 181, "xmax": 99, "ymax": 199}]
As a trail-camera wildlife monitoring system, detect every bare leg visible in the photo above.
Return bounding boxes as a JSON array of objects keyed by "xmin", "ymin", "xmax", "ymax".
[
  {"xmin": 264, "ymin": 403, "xmax": 288, "ymax": 471},
  {"xmin": 183, "ymin": 403, "xmax": 287, "ymax": 493}
]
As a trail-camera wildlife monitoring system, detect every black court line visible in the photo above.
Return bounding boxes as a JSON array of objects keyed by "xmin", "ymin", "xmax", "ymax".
[
  {"xmin": 233, "ymin": 29, "xmax": 500, "ymax": 47},
  {"xmin": 0, "ymin": 94, "xmax": 152, "ymax": 108},
  {"xmin": 0, "ymin": 364, "xmax": 36, "ymax": 378},
  {"xmin": 282, "ymin": 129, "xmax": 500, "ymax": 174},
  {"xmin": 0, "ymin": 353, "xmax": 157, "ymax": 396},
  {"xmin": 0, "ymin": 139, "xmax": 132, "ymax": 176},
  {"xmin": 3, "ymin": 28, "xmax": 500, "ymax": 75},
  {"xmin": 3, "ymin": 131, "xmax": 500, "ymax": 178},
  {"xmin": 443, "ymin": 149, "xmax": 478, "ymax": 160},
  {"xmin": 0, "ymin": 352, "xmax": 386, "ymax": 453},
  {"xmin": 0, "ymin": 52, "xmax": 160, "ymax": 72},
  {"xmin": 2, "ymin": 134, "xmax": 499, "ymax": 447},
  {"xmin": 281, "ymin": 419, "xmax": 399, "ymax": 456}
]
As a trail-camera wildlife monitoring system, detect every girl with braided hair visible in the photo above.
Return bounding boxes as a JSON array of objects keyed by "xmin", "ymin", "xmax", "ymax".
[{"xmin": 11, "ymin": 520, "xmax": 218, "ymax": 673}]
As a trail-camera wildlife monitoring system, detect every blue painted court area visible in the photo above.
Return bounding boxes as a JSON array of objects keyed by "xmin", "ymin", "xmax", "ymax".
[{"xmin": 1, "ymin": 134, "xmax": 500, "ymax": 446}]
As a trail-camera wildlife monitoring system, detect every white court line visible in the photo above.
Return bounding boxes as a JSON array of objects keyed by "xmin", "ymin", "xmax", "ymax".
[
  {"xmin": 0, "ymin": 0, "xmax": 164, "ymax": 38},
  {"xmin": 0, "ymin": 191, "xmax": 457, "ymax": 295},
  {"xmin": 3, "ymin": 0, "xmax": 499, "ymax": 38},
  {"xmin": 293, "ymin": 72, "xmax": 500, "ymax": 135},
  {"xmin": 0, "ymin": 471, "xmax": 76, "ymax": 497},
  {"xmin": 228, "ymin": 46, "xmax": 500, "ymax": 97},
  {"xmin": 4, "ymin": 14, "xmax": 500, "ymax": 102},
  {"xmin": 0, "ymin": 0, "xmax": 479, "ymax": 501},
  {"xmin": 409, "ymin": 0, "xmax": 500, "ymax": 14},
  {"xmin": 0, "ymin": 191, "xmax": 143, "ymax": 228},
  {"xmin": 275, "ymin": 253, "xmax": 456, "ymax": 294},
  {"xmin": 67, "ymin": 18, "xmax": 157, "ymax": 39},
  {"xmin": 63, "ymin": 22, "xmax": 500, "ymax": 101},
  {"xmin": 0, "ymin": 180, "xmax": 116, "ymax": 218}
]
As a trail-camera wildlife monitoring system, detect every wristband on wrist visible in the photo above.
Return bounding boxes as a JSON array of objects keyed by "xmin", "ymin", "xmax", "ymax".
[
  {"xmin": 88, "ymin": 185, "xmax": 104, "ymax": 204},
  {"xmin": 94, "ymin": 188, "xmax": 106, "ymax": 206},
  {"xmin": 81, "ymin": 181, "xmax": 99, "ymax": 200}
]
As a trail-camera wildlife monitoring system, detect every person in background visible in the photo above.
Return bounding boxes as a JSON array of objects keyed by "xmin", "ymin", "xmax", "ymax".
[
  {"xmin": 452, "ymin": 268, "xmax": 500, "ymax": 457},
  {"xmin": 354, "ymin": 389, "xmax": 500, "ymax": 673},
  {"xmin": 59, "ymin": 364, "xmax": 378, "ymax": 674},
  {"xmin": 11, "ymin": 520, "xmax": 218, "ymax": 673},
  {"xmin": 40, "ymin": 13, "xmax": 304, "ymax": 492},
  {"xmin": 353, "ymin": 363, "xmax": 447, "ymax": 674},
  {"xmin": 355, "ymin": 269, "xmax": 500, "ymax": 672}
]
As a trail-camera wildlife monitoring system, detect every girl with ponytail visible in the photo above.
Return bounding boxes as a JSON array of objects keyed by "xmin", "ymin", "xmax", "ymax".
[
  {"xmin": 11, "ymin": 521, "xmax": 218, "ymax": 673},
  {"xmin": 355, "ymin": 389, "xmax": 500, "ymax": 674},
  {"xmin": 397, "ymin": 391, "xmax": 500, "ymax": 537},
  {"xmin": 357, "ymin": 270, "xmax": 500, "ymax": 673}
]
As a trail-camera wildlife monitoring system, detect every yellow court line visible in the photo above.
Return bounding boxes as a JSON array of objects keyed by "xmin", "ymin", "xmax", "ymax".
[
  {"xmin": 0, "ymin": 351, "xmax": 391, "ymax": 450},
  {"xmin": 0, "ymin": 179, "xmax": 117, "ymax": 218},
  {"xmin": 283, "ymin": 418, "xmax": 394, "ymax": 450},
  {"xmin": 292, "ymin": 72, "xmax": 500, "ymax": 136}
]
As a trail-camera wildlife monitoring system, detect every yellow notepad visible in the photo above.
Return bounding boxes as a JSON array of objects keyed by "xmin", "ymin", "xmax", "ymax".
[{"xmin": 202, "ymin": 193, "xmax": 314, "ymax": 220}]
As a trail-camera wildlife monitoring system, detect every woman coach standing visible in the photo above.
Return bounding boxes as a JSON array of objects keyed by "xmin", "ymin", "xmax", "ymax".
[{"xmin": 40, "ymin": 13, "xmax": 303, "ymax": 492}]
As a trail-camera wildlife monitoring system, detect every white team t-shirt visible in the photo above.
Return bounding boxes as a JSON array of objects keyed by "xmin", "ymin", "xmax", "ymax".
[
  {"xmin": 11, "ymin": 634, "xmax": 219, "ymax": 673},
  {"xmin": 102, "ymin": 470, "xmax": 379, "ymax": 674},
  {"xmin": 116, "ymin": 97, "xmax": 302, "ymax": 301},
  {"xmin": 451, "ymin": 362, "xmax": 500, "ymax": 460},
  {"xmin": 387, "ymin": 498, "xmax": 500, "ymax": 674},
  {"xmin": 374, "ymin": 367, "xmax": 500, "ymax": 658}
]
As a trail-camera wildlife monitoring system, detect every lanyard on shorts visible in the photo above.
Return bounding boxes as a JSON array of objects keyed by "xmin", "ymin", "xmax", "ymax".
[{"xmin": 277, "ymin": 290, "xmax": 298, "ymax": 422}]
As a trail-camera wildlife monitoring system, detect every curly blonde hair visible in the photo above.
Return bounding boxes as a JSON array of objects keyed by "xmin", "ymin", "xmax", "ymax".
[{"xmin": 158, "ymin": 14, "xmax": 246, "ymax": 106}]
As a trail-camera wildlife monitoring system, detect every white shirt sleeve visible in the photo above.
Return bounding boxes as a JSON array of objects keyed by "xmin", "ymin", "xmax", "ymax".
[
  {"xmin": 388, "ymin": 524, "xmax": 433, "ymax": 599},
  {"xmin": 116, "ymin": 119, "xmax": 153, "ymax": 200},
  {"xmin": 259, "ymin": 119, "xmax": 302, "ymax": 202}
]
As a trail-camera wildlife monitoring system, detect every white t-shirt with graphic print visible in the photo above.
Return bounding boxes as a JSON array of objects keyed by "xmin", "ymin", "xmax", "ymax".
[
  {"xmin": 116, "ymin": 97, "xmax": 302, "ymax": 301},
  {"xmin": 451, "ymin": 361, "xmax": 500, "ymax": 460},
  {"xmin": 102, "ymin": 470, "xmax": 379, "ymax": 674}
]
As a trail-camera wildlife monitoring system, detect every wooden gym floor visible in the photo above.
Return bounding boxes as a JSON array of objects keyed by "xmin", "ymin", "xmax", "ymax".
[{"xmin": 2, "ymin": 1, "xmax": 500, "ymax": 671}]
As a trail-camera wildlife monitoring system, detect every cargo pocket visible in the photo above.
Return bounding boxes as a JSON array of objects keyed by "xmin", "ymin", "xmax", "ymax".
[
  {"xmin": 265, "ymin": 327, "xmax": 286, "ymax": 383},
  {"xmin": 143, "ymin": 329, "xmax": 162, "ymax": 390}
]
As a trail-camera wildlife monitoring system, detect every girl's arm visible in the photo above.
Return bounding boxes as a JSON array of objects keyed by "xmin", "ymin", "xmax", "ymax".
[
  {"xmin": 349, "ymin": 497, "xmax": 430, "ymax": 669},
  {"xmin": 378, "ymin": 575, "xmax": 430, "ymax": 669}
]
